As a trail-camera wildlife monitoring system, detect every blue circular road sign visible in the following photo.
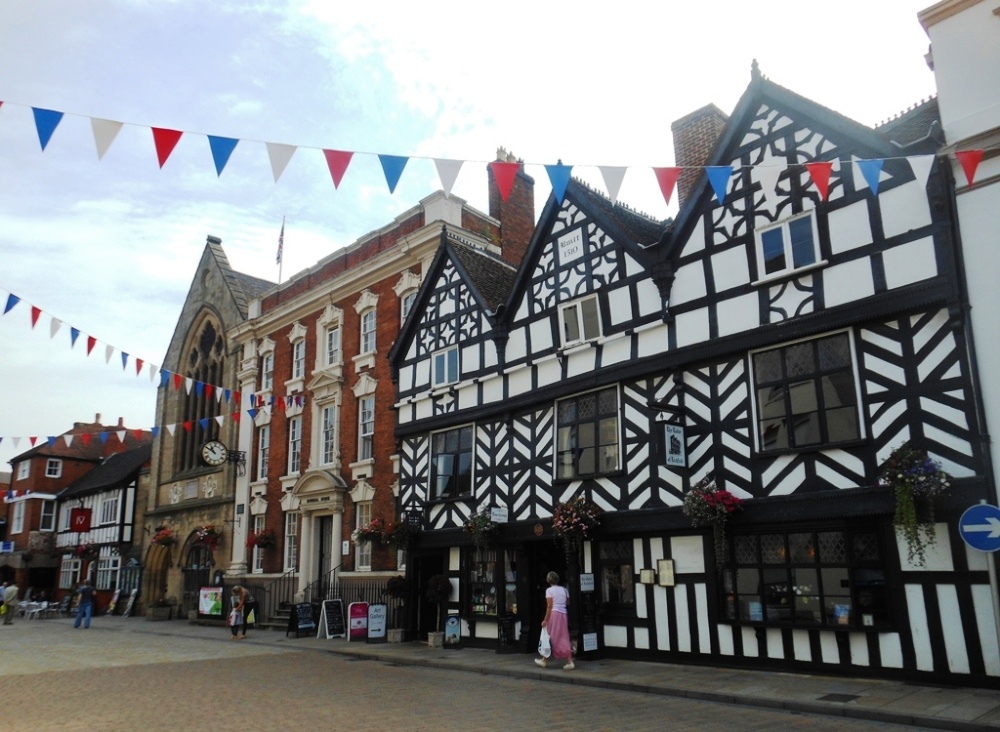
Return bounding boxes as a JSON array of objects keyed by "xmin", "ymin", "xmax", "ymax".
[{"xmin": 959, "ymin": 504, "xmax": 1000, "ymax": 552}]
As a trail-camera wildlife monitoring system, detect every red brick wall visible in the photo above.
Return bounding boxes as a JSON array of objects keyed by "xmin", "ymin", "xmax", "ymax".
[
  {"xmin": 670, "ymin": 104, "xmax": 729, "ymax": 209},
  {"xmin": 488, "ymin": 162, "xmax": 535, "ymax": 268}
]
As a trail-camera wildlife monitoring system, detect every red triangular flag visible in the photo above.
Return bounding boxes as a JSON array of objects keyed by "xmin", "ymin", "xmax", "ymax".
[
  {"xmin": 323, "ymin": 149, "xmax": 353, "ymax": 189},
  {"xmin": 652, "ymin": 167, "xmax": 682, "ymax": 207},
  {"xmin": 233, "ymin": 390, "xmax": 241, "ymax": 405},
  {"xmin": 805, "ymin": 162, "xmax": 834, "ymax": 201},
  {"xmin": 86, "ymin": 336, "xmax": 97, "ymax": 355},
  {"xmin": 182, "ymin": 421, "xmax": 193, "ymax": 433},
  {"xmin": 133, "ymin": 429, "xmax": 143, "ymax": 440},
  {"xmin": 135, "ymin": 358, "xmax": 144, "ymax": 376},
  {"xmin": 955, "ymin": 150, "xmax": 984, "ymax": 187},
  {"xmin": 489, "ymin": 161, "xmax": 521, "ymax": 202},
  {"xmin": 232, "ymin": 411, "xmax": 241, "ymax": 423},
  {"xmin": 29, "ymin": 306, "xmax": 41, "ymax": 328},
  {"xmin": 151, "ymin": 127, "xmax": 183, "ymax": 168},
  {"xmin": 173, "ymin": 373, "xmax": 183, "ymax": 390},
  {"xmin": 29, "ymin": 436, "xmax": 38, "ymax": 446},
  {"xmin": 81, "ymin": 433, "xmax": 92, "ymax": 446},
  {"xmin": 204, "ymin": 384, "xmax": 214, "ymax": 400}
]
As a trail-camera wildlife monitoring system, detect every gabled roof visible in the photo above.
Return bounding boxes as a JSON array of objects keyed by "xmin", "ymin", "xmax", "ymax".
[
  {"xmin": 58, "ymin": 443, "xmax": 152, "ymax": 499},
  {"xmin": 875, "ymin": 96, "xmax": 941, "ymax": 149},
  {"xmin": 388, "ymin": 228, "xmax": 518, "ymax": 366},
  {"xmin": 662, "ymin": 70, "xmax": 942, "ymax": 255},
  {"xmin": 10, "ymin": 421, "xmax": 152, "ymax": 464}
]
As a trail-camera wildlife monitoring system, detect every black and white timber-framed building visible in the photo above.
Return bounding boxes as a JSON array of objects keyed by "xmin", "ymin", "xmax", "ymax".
[{"xmin": 389, "ymin": 67, "xmax": 999, "ymax": 688}]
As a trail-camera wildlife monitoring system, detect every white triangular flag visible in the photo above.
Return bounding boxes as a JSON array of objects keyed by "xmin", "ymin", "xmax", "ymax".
[
  {"xmin": 63, "ymin": 434, "xmax": 74, "ymax": 447},
  {"xmin": 91, "ymin": 118, "xmax": 123, "ymax": 160},
  {"xmin": 166, "ymin": 424, "xmax": 176, "ymax": 436},
  {"xmin": 598, "ymin": 166, "xmax": 627, "ymax": 204},
  {"xmin": 105, "ymin": 344, "xmax": 114, "ymax": 364},
  {"xmin": 116, "ymin": 430, "xmax": 126, "ymax": 443},
  {"xmin": 50, "ymin": 317, "xmax": 61, "ymax": 339},
  {"xmin": 215, "ymin": 415, "xmax": 225, "ymax": 427},
  {"xmin": 434, "ymin": 158, "xmax": 463, "ymax": 195},
  {"xmin": 266, "ymin": 142, "xmax": 297, "ymax": 183},
  {"xmin": 908, "ymin": 155, "xmax": 935, "ymax": 190},
  {"xmin": 185, "ymin": 377, "xmax": 194, "ymax": 394},
  {"xmin": 754, "ymin": 163, "xmax": 784, "ymax": 201}
]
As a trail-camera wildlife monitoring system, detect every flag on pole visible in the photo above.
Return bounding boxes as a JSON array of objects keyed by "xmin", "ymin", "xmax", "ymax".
[{"xmin": 276, "ymin": 217, "xmax": 285, "ymax": 264}]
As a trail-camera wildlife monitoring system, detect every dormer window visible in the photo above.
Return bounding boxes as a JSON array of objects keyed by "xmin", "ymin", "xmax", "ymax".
[
  {"xmin": 560, "ymin": 295, "xmax": 601, "ymax": 347},
  {"xmin": 755, "ymin": 211, "xmax": 820, "ymax": 278},
  {"xmin": 433, "ymin": 346, "xmax": 459, "ymax": 387}
]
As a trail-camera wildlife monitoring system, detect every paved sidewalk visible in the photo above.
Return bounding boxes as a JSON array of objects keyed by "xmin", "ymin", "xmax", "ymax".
[{"xmin": 19, "ymin": 616, "xmax": 1000, "ymax": 731}]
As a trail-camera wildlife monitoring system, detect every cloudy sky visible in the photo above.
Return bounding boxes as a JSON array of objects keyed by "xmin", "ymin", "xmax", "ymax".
[{"xmin": 0, "ymin": 0, "xmax": 938, "ymax": 470}]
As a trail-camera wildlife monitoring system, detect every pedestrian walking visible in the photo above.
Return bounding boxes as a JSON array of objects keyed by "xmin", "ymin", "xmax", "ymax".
[
  {"xmin": 229, "ymin": 585, "xmax": 247, "ymax": 639},
  {"xmin": 2, "ymin": 581, "xmax": 19, "ymax": 624},
  {"xmin": 73, "ymin": 579, "xmax": 94, "ymax": 629},
  {"xmin": 534, "ymin": 571, "xmax": 574, "ymax": 670}
]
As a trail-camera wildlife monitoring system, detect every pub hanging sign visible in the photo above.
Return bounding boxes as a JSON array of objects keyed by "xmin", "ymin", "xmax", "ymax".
[{"xmin": 664, "ymin": 424, "xmax": 687, "ymax": 468}]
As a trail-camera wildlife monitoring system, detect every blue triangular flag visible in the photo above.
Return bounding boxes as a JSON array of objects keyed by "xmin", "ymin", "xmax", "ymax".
[
  {"xmin": 545, "ymin": 162, "xmax": 573, "ymax": 204},
  {"xmin": 160, "ymin": 370, "xmax": 170, "ymax": 388},
  {"xmin": 47, "ymin": 436, "xmax": 57, "ymax": 447},
  {"xmin": 121, "ymin": 352, "xmax": 129, "ymax": 370},
  {"xmin": 70, "ymin": 327, "xmax": 80, "ymax": 347},
  {"xmin": 195, "ymin": 381, "xmax": 204, "ymax": 397},
  {"xmin": 199, "ymin": 418, "xmax": 210, "ymax": 430},
  {"xmin": 378, "ymin": 154, "xmax": 409, "ymax": 193},
  {"xmin": 151, "ymin": 426, "xmax": 160, "ymax": 438},
  {"xmin": 247, "ymin": 408, "xmax": 259, "ymax": 420},
  {"xmin": 224, "ymin": 388, "xmax": 232, "ymax": 403},
  {"xmin": 99, "ymin": 432, "xmax": 110, "ymax": 444},
  {"xmin": 856, "ymin": 159, "xmax": 884, "ymax": 195},
  {"xmin": 32, "ymin": 108, "xmax": 64, "ymax": 151},
  {"xmin": 706, "ymin": 166, "xmax": 733, "ymax": 204},
  {"xmin": 3, "ymin": 294, "xmax": 19, "ymax": 314},
  {"xmin": 208, "ymin": 136, "xmax": 239, "ymax": 176}
]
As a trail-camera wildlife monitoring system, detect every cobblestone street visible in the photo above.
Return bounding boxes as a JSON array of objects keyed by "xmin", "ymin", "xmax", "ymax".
[{"xmin": 1, "ymin": 618, "xmax": 942, "ymax": 732}]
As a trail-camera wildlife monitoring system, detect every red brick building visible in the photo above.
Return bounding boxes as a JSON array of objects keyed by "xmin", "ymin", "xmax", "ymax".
[{"xmin": 227, "ymin": 157, "xmax": 534, "ymax": 603}]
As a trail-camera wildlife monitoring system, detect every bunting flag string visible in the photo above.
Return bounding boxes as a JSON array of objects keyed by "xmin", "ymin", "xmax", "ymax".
[
  {"xmin": 1, "ymin": 99, "xmax": 989, "ymax": 205},
  {"xmin": 0, "ymin": 286, "xmax": 314, "ymax": 415}
]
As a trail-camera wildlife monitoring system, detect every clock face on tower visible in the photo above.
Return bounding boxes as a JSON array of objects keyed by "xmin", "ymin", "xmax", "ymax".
[{"xmin": 201, "ymin": 440, "xmax": 228, "ymax": 467}]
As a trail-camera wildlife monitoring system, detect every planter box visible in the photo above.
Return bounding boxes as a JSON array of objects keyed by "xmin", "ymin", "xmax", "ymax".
[
  {"xmin": 387, "ymin": 628, "xmax": 405, "ymax": 643},
  {"xmin": 427, "ymin": 631, "xmax": 444, "ymax": 648},
  {"xmin": 146, "ymin": 606, "xmax": 172, "ymax": 621}
]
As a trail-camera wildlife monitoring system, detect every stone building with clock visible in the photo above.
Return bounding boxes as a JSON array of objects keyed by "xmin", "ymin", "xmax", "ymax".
[{"xmin": 144, "ymin": 237, "xmax": 273, "ymax": 615}]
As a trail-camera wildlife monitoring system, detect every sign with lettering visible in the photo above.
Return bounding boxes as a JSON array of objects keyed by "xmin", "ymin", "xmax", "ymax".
[
  {"xmin": 557, "ymin": 228, "xmax": 585, "ymax": 264},
  {"xmin": 348, "ymin": 601, "xmax": 369, "ymax": 641},
  {"xmin": 70, "ymin": 507, "xmax": 92, "ymax": 532},
  {"xmin": 579, "ymin": 573, "xmax": 595, "ymax": 592},
  {"xmin": 198, "ymin": 587, "xmax": 224, "ymax": 617},
  {"xmin": 490, "ymin": 506, "xmax": 508, "ymax": 524},
  {"xmin": 664, "ymin": 424, "xmax": 686, "ymax": 467},
  {"xmin": 122, "ymin": 588, "xmax": 138, "ymax": 619},
  {"xmin": 317, "ymin": 599, "xmax": 345, "ymax": 639},
  {"xmin": 287, "ymin": 602, "xmax": 317, "ymax": 638},
  {"xmin": 367, "ymin": 603, "xmax": 387, "ymax": 643}
]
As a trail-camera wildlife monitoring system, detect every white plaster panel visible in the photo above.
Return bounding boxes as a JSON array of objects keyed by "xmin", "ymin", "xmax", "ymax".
[
  {"xmin": 681, "ymin": 219, "xmax": 706, "ymax": 255},
  {"xmin": 827, "ymin": 200, "xmax": 872, "ymax": 254},
  {"xmin": 449, "ymin": 547, "xmax": 461, "ymax": 572},
  {"xmin": 674, "ymin": 308, "xmax": 710, "ymax": 349},
  {"xmin": 457, "ymin": 384, "xmax": 479, "ymax": 411},
  {"xmin": 529, "ymin": 318, "xmax": 553, "ymax": 353},
  {"xmin": 766, "ymin": 628, "xmax": 784, "ymax": 659},
  {"xmin": 461, "ymin": 343, "xmax": 480, "ymax": 373},
  {"xmin": 819, "ymin": 632, "xmax": 839, "ymax": 665},
  {"xmin": 823, "ymin": 258, "xmax": 875, "ymax": 308},
  {"xmin": 535, "ymin": 356, "xmax": 561, "ymax": 388},
  {"xmin": 905, "ymin": 584, "xmax": 934, "ymax": 671},
  {"xmin": 717, "ymin": 625, "xmax": 735, "ymax": 656},
  {"xmin": 415, "ymin": 399, "xmax": 433, "ymax": 421},
  {"xmin": 671, "ymin": 261, "xmax": 707, "ymax": 306},
  {"xmin": 399, "ymin": 365, "xmax": 414, "ymax": 392},
  {"xmin": 654, "ymin": 586, "xmax": 671, "ymax": 651},
  {"xmin": 671, "ymin": 536, "xmax": 705, "ymax": 574},
  {"xmin": 674, "ymin": 585, "xmax": 691, "ymax": 652},
  {"xmin": 936, "ymin": 584, "xmax": 970, "ymax": 674},
  {"xmin": 482, "ymin": 378, "xmax": 503, "ymax": 405},
  {"xmin": 415, "ymin": 360, "xmax": 430, "ymax": 389},
  {"xmin": 741, "ymin": 626, "xmax": 759, "ymax": 658},
  {"xmin": 506, "ymin": 329, "xmax": 526, "ymax": 361},
  {"xmin": 474, "ymin": 622, "xmax": 499, "ymax": 639},
  {"xmin": 712, "ymin": 246, "xmax": 750, "ymax": 292},
  {"xmin": 973, "ymin": 584, "xmax": 1000, "ymax": 676},
  {"xmin": 879, "ymin": 179, "xmax": 932, "ymax": 239},
  {"xmin": 637, "ymin": 323, "xmax": 668, "ymax": 358},
  {"xmin": 966, "ymin": 544, "xmax": 989, "ymax": 572},
  {"xmin": 849, "ymin": 633, "xmax": 870, "ymax": 667},
  {"xmin": 634, "ymin": 626, "xmax": 650, "ymax": 650},
  {"xmin": 607, "ymin": 286, "xmax": 634, "ymax": 327},
  {"xmin": 883, "ymin": 236, "xmax": 938, "ymax": 289},
  {"xmin": 483, "ymin": 343, "xmax": 498, "ymax": 369},
  {"xmin": 600, "ymin": 336, "xmax": 631, "ymax": 367},
  {"xmin": 716, "ymin": 292, "xmax": 760, "ymax": 337},
  {"xmin": 793, "ymin": 629, "xmax": 812, "ymax": 661},
  {"xmin": 695, "ymin": 583, "xmax": 710, "ymax": 654},
  {"xmin": 604, "ymin": 624, "xmax": 628, "ymax": 648},
  {"xmin": 879, "ymin": 633, "xmax": 904, "ymax": 669},
  {"xmin": 507, "ymin": 368, "xmax": 532, "ymax": 399},
  {"xmin": 566, "ymin": 348, "xmax": 597, "ymax": 379},
  {"xmin": 636, "ymin": 278, "xmax": 662, "ymax": 317}
]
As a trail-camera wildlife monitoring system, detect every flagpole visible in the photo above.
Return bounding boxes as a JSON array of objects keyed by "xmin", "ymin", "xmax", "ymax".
[{"xmin": 277, "ymin": 216, "xmax": 285, "ymax": 285}]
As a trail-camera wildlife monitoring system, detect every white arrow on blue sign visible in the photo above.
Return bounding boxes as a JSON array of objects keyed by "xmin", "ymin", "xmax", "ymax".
[{"xmin": 958, "ymin": 504, "xmax": 1000, "ymax": 552}]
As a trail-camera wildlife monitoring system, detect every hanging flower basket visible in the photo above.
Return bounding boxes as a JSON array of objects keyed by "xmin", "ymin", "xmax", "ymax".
[
  {"xmin": 195, "ymin": 524, "xmax": 223, "ymax": 550},
  {"xmin": 382, "ymin": 520, "xmax": 411, "ymax": 549},
  {"xmin": 74, "ymin": 543, "xmax": 98, "ymax": 560},
  {"xmin": 351, "ymin": 518, "xmax": 387, "ymax": 545},
  {"xmin": 246, "ymin": 529, "xmax": 276, "ymax": 549},
  {"xmin": 879, "ymin": 442, "xmax": 951, "ymax": 567},
  {"xmin": 552, "ymin": 496, "xmax": 601, "ymax": 551},
  {"xmin": 682, "ymin": 476, "xmax": 742, "ymax": 570},
  {"xmin": 464, "ymin": 512, "xmax": 499, "ymax": 549},
  {"xmin": 151, "ymin": 528, "xmax": 177, "ymax": 547}
]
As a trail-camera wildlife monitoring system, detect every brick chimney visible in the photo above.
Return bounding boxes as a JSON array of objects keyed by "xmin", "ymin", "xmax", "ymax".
[
  {"xmin": 489, "ymin": 147, "xmax": 535, "ymax": 268},
  {"xmin": 670, "ymin": 104, "xmax": 729, "ymax": 209}
]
